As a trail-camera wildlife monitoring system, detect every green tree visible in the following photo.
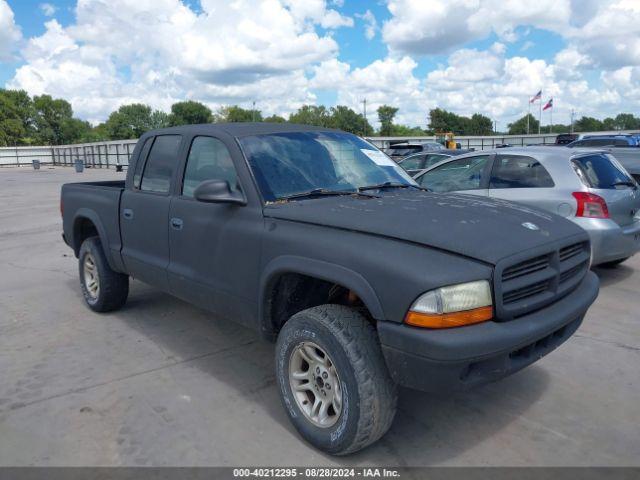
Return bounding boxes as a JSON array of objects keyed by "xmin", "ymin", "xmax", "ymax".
[
  {"xmin": 104, "ymin": 103, "xmax": 156, "ymax": 139},
  {"xmin": 602, "ymin": 117, "xmax": 616, "ymax": 130},
  {"xmin": 289, "ymin": 105, "xmax": 332, "ymax": 127},
  {"xmin": 329, "ymin": 105, "xmax": 372, "ymax": 135},
  {"xmin": 263, "ymin": 114, "xmax": 287, "ymax": 123},
  {"xmin": 468, "ymin": 113, "xmax": 493, "ymax": 135},
  {"xmin": 508, "ymin": 114, "xmax": 540, "ymax": 135},
  {"xmin": 168, "ymin": 100, "xmax": 212, "ymax": 126},
  {"xmin": 390, "ymin": 124, "xmax": 425, "ymax": 136},
  {"xmin": 150, "ymin": 110, "xmax": 170, "ymax": 129},
  {"xmin": 0, "ymin": 89, "xmax": 35, "ymax": 145},
  {"xmin": 32, "ymin": 94, "xmax": 75, "ymax": 145},
  {"xmin": 377, "ymin": 105, "xmax": 398, "ymax": 136},
  {"xmin": 215, "ymin": 105, "xmax": 262, "ymax": 123},
  {"xmin": 614, "ymin": 113, "xmax": 640, "ymax": 130},
  {"xmin": 574, "ymin": 116, "xmax": 603, "ymax": 132},
  {"xmin": 59, "ymin": 117, "xmax": 94, "ymax": 144}
]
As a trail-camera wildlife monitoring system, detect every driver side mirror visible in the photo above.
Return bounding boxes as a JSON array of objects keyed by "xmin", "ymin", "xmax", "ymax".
[{"xmin": 193, "ymin": 179, "xmax": 246, "ymax": 205}]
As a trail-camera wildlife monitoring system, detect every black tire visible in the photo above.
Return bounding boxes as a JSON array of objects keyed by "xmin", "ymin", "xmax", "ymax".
[
  {"xmin": 275, "ymin": 304, "xmax": 397, "ymax": 455},
  {"xmin": 599, "ymin": 257, "xmax": 630, "ymax": 268},
  {"xmin": 78, "ymin": 236, "xmax": 129, "ymax": 312}
]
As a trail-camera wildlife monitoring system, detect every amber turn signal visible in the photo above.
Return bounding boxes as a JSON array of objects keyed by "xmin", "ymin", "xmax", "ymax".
[{"xmin": 404, "ymin": 306, "xmax": 493, "ymax": 329}]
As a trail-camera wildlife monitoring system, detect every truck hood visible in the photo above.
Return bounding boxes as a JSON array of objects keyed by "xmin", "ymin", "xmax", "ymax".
[{"xmin": 264, "ymin": 191, "xmax": 586, "ymax": 265}]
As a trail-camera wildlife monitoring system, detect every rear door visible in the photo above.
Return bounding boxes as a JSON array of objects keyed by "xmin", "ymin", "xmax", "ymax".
[
  {"xmin": 487, "ymin": 154, "xmax": 561, "ymax": 214},
  {"xmin": 415, "ymin": 154, "xmax": 493, "ymax": 196},
  {"xmin": 120, "ymin": 134, "xmax": 183, "ymax": 291},
  {"xmin": 572, "ymin": 153, "xmax": 640, "ymax": 227}
]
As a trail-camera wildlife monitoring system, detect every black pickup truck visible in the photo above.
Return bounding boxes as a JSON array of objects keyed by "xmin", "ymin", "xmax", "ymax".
[{"xmin": 61, "ymin": 123, "xmax": 599, "ymax": 455}]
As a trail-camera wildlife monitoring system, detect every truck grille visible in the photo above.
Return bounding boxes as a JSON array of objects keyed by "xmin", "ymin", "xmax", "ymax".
[{"xmin": 495, "ymin": 240, "xmax": 590, "ymax": 320}]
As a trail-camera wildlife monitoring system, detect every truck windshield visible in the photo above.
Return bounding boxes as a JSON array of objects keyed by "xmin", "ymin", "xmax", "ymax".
[{"xmin": 239, "ymin": 131, "xmax": 416, "ymax": 202}]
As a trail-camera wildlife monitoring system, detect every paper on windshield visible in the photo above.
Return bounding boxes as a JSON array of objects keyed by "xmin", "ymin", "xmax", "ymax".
[{"xmin": 360, "ymin": 149, "xmax": 397, "ymax": 167}]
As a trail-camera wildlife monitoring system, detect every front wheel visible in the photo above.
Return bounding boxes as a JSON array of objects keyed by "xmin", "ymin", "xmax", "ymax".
[
  {"xmin": 78, "ymin": 236, "xmax": 129, "ymax": 312},
  {"xmin": 275, "ymin": 305, "xmax": 397, "ymax": 455}
]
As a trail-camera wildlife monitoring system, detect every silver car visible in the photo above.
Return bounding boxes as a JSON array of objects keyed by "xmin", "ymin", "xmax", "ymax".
[{"xmin": 413, "ymin": 146, "xmax": 640, "ymax": 266}]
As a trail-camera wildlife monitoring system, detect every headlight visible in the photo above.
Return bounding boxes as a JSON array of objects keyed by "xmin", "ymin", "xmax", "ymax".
[{"xmin": 404, "ymin": 280, "xmax": 493, "ymax": 328}]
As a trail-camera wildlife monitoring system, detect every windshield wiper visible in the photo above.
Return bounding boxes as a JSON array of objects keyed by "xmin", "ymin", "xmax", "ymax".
[
  {"xmin": 611, "ymin": 181, "xmax": 637, "ymax": 188},
  {"xmin": 358, "ymin": 182, "xmax": 428, "ymax": 192},
  {"xmin": 279, "ymin": 188, "xmax": 379, "ymax": 201}
]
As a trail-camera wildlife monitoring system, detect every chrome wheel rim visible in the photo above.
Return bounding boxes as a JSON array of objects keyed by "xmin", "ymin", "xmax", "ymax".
[
  {"xmin": 288, "ymin": 341, "xmax": 342, "ymax": 428},
  {"xmin": 83, "ymin": 253, "xmax": 99, "ymax": 299}
]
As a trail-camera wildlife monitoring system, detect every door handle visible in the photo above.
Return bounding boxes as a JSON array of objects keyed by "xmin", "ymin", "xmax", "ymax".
[
  {"xmin": 123, "ymin": 208, "xmax": 134, "ymax": 220},
  {"xmin": 170, "ymin": 217, "xmax": 183, "ymax": 230}
]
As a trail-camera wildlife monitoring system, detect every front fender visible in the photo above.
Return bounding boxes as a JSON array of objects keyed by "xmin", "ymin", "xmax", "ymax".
[{"xmin": 259, "ymin": 255, "xmax": 385, "ymax": 335}]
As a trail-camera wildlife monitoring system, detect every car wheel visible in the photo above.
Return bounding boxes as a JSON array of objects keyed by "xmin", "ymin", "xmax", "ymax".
[
  {"xmin": 79, "ymin": 236, "xmax": 129, "ymax": 312},
  {"xmin": 275, "ymin": 304, "xmax": 397, "ymax": 455}
]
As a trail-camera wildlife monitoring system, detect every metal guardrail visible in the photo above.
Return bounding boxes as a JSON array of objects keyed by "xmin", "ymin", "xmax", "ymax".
[
  {"xmin": 0, "ymin": 140, "xmax": 137, "ymax": 167},
  {"xmin": 1, "ymin": 130, "xmax": 638, "ymax": 168}
]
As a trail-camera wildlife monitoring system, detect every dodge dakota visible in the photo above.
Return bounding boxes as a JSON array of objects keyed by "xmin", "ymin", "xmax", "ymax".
[{"xmin": 61, "ymin": 123, "xmax": 599, "ymax": 455}]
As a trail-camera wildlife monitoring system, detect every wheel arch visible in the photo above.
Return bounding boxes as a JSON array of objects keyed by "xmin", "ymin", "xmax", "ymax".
[
  {"xmin": 72, "ymin": 209, "xmax": 119, "ymax": 271},
  {"xmin": 259, "ymin": 255, "xmax": 385, "ymax": 340}
]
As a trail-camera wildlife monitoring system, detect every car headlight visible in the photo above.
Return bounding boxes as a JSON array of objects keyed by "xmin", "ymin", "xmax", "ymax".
[{"xmin": 404, "ymin": 280, "xmax": 493, "ymax": 328}]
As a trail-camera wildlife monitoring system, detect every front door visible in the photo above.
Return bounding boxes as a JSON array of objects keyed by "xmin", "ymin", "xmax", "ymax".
[
  {"xmin": 167, "ymin": 135, "xmax": 261, "ymax": 325},
  {"xmin": 120, "ymin": 134, "xmax": 183, "ymax": 291}
]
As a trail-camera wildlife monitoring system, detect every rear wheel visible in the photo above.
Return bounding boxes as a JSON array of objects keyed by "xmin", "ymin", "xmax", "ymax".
[
  {"xmin": 599, "ymin": 257, "xmax": 630, "ymax": 268},
  {"xmin": 79, "ymin": 236, "xmax": 129, "ymax": 312},
  {"xmin": 275, "ymin": 304, "xmax": 397, "ymax": 455}
]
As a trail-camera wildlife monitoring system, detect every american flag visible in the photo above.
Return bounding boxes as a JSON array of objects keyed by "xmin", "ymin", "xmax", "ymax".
[
  {"xmin": 530, "ymin": 90, "xmax": 542, "ymax": 103},
  {"xmin": 543, "ymin": 98, "xmax": 553, "ymax": 110}
]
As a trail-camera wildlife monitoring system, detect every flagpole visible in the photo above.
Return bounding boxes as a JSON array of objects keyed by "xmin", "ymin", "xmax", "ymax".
[
  {"xmin": 538, "ymin": 89, "xmax": 542, "ymax": 135},
  {"xmin": 527, "ymin": 98, "xmax": 530, "ymax": 135},
  {"xmin": 550, "ymin": 102, "xmax": 553, "ymax": 134}
]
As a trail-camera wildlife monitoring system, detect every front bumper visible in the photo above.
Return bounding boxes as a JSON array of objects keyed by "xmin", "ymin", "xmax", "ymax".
[
  {"xmin": 574, "ymin": 217, "xmax": 640, "ymax": 265},
  {"xmin": 377, "ymin": 271, "xmax": 599, "ymax": 392}
]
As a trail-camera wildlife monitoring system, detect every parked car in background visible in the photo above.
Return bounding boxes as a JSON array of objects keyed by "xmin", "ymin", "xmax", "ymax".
[
  {"xmin": 386, "ymin": 141, "xmax": 444, "ymax": 160},
  {"xmin": 413, "ymin": 146, "xmax": 640, "ymax": 267},
  {"xmin": 398, "ymin": 149, "xmax": 473, "ymax": 176},
  {"xmin": 555, "ymin": 133, "xmax": 579, "ymax": 145},
  {"xmin": 567, "ymin": 135, "xmax": 640, "ymax": 183}
]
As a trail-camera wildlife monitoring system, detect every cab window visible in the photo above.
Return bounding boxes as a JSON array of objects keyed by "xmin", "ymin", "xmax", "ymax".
[
  {"xmin": 182, "ymin": 136, "xmax": 237, "ymax": 197},
  {"xmin": 490, "ymin": 155, "xmax": 555, "ymax": 189},
  {"xmin": 140, "ymin": 135, "xmax": 182, "ymax": 194},
  {"xmin": 418, "ymin": 155, "xmax": 490, "ymax": 192}
]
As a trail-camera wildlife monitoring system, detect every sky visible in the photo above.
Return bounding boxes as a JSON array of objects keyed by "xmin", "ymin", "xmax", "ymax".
[{"xmin": 0, "ymin": 0, "xmax": 639, "ymax": 130}]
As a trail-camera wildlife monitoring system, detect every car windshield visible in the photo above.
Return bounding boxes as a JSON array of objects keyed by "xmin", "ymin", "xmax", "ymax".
[
  {"xmin": 239, "ymin": 131, "xmax": 416, "ymax": 202},
  {"xmin": 571, "ymin": 154, "xmax": 636, "ymax": 189}
]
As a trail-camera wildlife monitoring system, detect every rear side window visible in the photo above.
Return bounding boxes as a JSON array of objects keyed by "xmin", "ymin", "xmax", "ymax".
[
  {"xmin": 490, "ymin": 155, "xmax": 555, "ymax": 189},
  {"xmin": 418, "ymin": 155, "xmax": 491, "ymax": 192},
  {"xmin": 182, "ymin": 136, "xmax": 237, "ymax": 197},
  {"xmin": 400, "ymin": 155, "xmax": 425, "ymax": 171},
  {"xmin": 140, "ymin": 135, "xmax": 182, "ymax": 194},
  {"xmin": 572, "ymin": 154, "xmax": 635, "ymax": 189},
  {"xmin": 133, "ymin": 137, "xmax": 154, "ymax": 189}
]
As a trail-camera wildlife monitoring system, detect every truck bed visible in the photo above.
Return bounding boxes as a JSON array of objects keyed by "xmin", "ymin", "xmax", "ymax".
[{"xmin": 61, "ymin": 180, "xmax": 125, "ymax": 269}]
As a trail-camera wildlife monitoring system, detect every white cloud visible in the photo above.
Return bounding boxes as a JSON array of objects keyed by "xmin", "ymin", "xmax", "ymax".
[
  {"xmin": 39, "ymin": 3, "xmax": 57, "ymax": 17},
  {"xmin": 8, "ymin": 0, "xmax": 353, "ymax": 122},
  {"xmin": 356, "ymin": 9, "xmax": 377, "ymax": 40},
  {"xmin": 382, "ymin": 0, "xmax": 571, "ymax": 55},
  {"xmin": 0, "ymin": 0, "xmax": 21, "ymax": 61}
]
